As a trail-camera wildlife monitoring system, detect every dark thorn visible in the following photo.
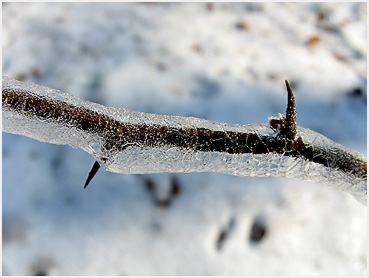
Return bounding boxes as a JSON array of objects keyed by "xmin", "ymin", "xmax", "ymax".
[
  {"xmin": 216, "ymin": 229, "xmax": 227, "ymax": 251},
  {"xmin": 216, "ymin": 216, "xmax": 236, "ymax": 251},
  {"xmin": 249, "ymin": 216, "xmax": 267, "ymax": 244},
  {"xmin": 84, "ymin": 161, "xmax": 100, "ymax": 189},
  {"xmin": 144, "ymin": 177, "xmax": 155, "ymax": 192},
  {"xmin": 284, "ymin": 79, "xmax": 297, "ymax": 141},
  {"xmin": 170, "ymin": 176, "xmax": 181, "ymax": 197},
  {"xmin": 144, "ymin": 176, "xmax": 182, "ymax": 208},
  {"xmin": 349, "ymin": 87, "xmax": 363, "ymax": 97}
]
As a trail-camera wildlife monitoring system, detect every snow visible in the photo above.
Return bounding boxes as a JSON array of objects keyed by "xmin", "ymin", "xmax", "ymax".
[{"xmin": 2, "ymin": 2, "xmax": 367, "ymax": 276}]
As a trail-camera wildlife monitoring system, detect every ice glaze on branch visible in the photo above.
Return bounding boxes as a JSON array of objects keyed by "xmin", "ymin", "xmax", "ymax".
[{"xmin": 2, "ymin": 76, "xmax": 367, "ymax": 204}]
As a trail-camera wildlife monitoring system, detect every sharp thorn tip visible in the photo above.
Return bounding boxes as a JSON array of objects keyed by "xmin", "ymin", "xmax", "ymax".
[{"xmin": 84, "ymin": 161, "xmax": 101, "ymax": 189}]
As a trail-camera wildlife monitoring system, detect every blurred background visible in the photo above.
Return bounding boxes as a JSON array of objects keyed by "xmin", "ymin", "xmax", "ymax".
[{"xmin": 2, "ymin": 2, "xmax": 367, "ymax": 275}]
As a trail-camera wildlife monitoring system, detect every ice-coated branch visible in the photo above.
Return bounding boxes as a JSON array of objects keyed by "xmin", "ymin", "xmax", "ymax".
[{"xmin": 2, "ymin": 76, "xmax": 367, "ymax": 205}]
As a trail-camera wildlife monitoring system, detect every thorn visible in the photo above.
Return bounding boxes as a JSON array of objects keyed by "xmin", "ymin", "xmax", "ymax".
[
  {"xmin": 284, "ymin": 80, "xmax": 297, "ymax": 141},
  {"xmin": 84, "ymin": 161, "xmax": 100, "ymax": 189}
]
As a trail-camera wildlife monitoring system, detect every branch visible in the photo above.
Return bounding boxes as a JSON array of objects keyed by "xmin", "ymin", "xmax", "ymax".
[{"xmin": 2, "ymin": 76, "xmax": 367, "ymax": 205}]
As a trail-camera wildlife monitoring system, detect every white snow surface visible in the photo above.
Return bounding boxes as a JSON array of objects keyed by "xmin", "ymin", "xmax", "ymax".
[{"xmin": 2, "ymin": 2, "xmax": 367, "ymax": 276}]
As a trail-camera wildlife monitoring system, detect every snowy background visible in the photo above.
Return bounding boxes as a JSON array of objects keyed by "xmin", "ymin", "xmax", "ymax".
[{"xmin": 2, "ymin": 2, "xmax": 367, "ymax": 276}]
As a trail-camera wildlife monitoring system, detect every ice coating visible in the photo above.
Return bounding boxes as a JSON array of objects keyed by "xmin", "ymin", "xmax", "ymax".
[{"xmin": 2, "ymin": 76, "xmax": 367, "ymax": 205}]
